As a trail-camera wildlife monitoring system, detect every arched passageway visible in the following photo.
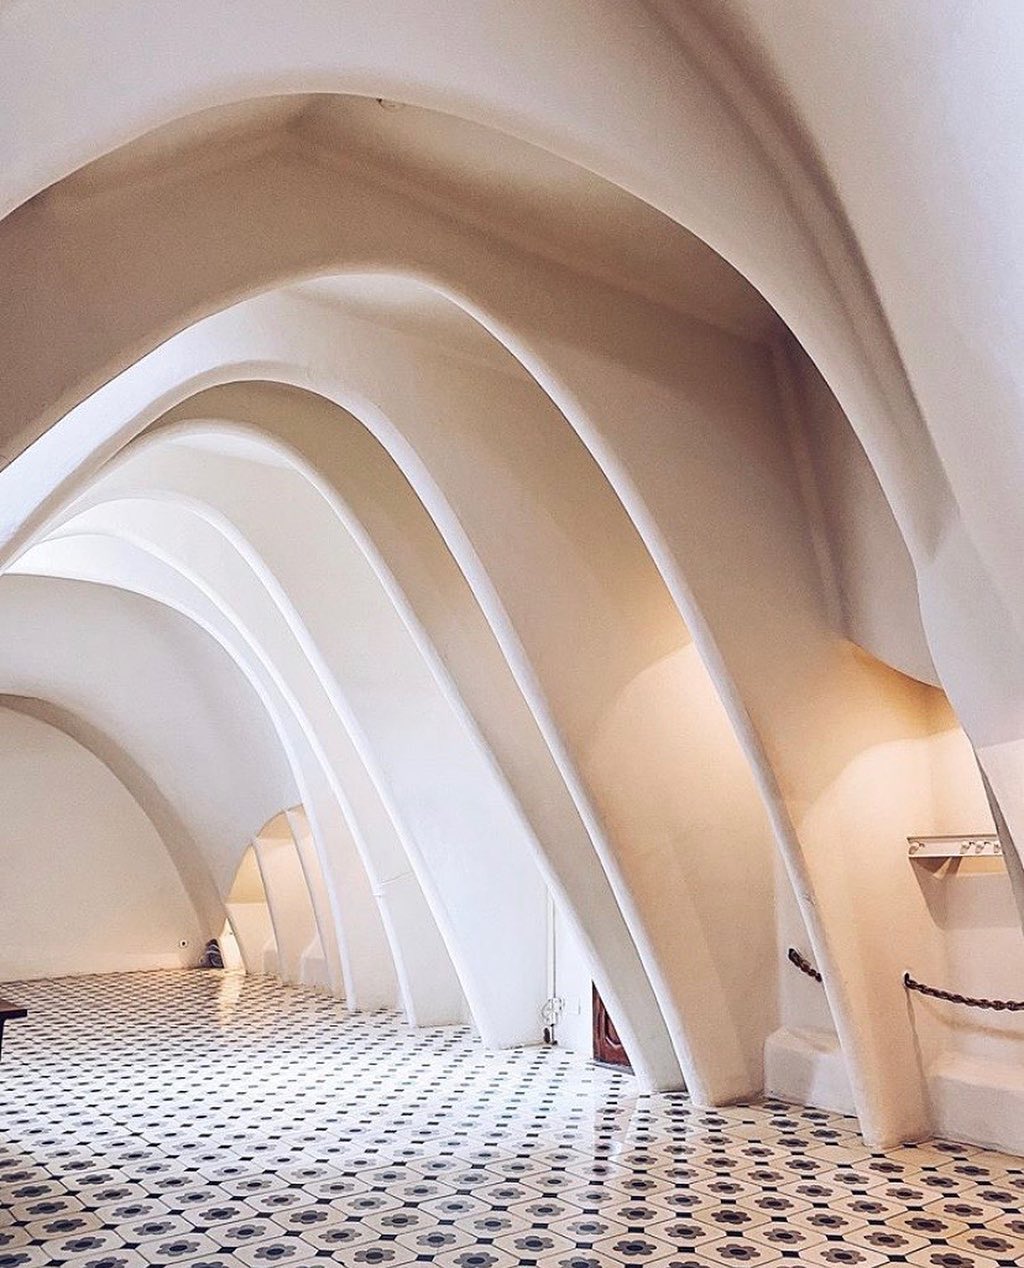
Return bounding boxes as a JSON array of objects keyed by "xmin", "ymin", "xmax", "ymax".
[{"xmin": 2, "ymin": 9, "xmax": 1024, "ymax": 1165}]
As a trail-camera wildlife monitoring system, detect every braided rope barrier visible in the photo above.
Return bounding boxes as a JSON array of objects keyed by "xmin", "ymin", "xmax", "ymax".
[
  {"xmin": 787, "ymin": 947, "xmax": 822, "ymax": 983},
  {"xmin": 902, "ymin": 972, "xmax": 1024, "ymax": 1012},
  {"xmin": 788, "ymin": 946, "xmax": 1024, "ymax": 1012}
]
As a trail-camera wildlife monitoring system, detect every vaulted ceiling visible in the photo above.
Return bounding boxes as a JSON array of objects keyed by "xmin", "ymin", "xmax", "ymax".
[{"xmin": 2, "ymin": 1, "xmax": 1023, "ymax": 1157}]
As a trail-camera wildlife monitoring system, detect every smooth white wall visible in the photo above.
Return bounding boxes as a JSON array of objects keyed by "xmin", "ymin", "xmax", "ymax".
[
  {"xmin": 552, "ymin": 899, "xmax": 596, "ymax": 1057},
  {"xmin": 0, "ymin": 574, "xmax": 296, "ymax": 905},
  {"xmin": 0, "ymin": 46, "xmax": 1013, "ymax": 1151},
  {"xmin": 790, "ymin": 347, "xmax": 938, "ymax": 687},
  {"xmin": 287, "ymin": 804, "xmax": 345, "ymax": 996},
  {"xmin": 226, "ymin": 845, "xmax": 277, "ymax": 976},
  {"xmin": 31, "ymin": 482, "xmax": 541, "ymax": 1044},
  {"xmin": 254, "ymin": 821, "xmax": 328, "ymax": 991},
  {"xmin": 765, "ymin": 677, "xmax": 1024, "ymax": 1150},
  {"xmin": 0, "ymin": 707, "xmax": 202, "ymax": 979}
]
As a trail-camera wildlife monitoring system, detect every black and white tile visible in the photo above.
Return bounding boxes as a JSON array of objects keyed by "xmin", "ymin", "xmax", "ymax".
[{"xmin": 2, "ymin": 971, "xmax": 1023, "ymax": 1267}]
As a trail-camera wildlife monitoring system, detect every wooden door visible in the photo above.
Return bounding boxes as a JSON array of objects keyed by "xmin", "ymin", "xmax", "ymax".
[{"xmin": 592, "ymin": 983, "xmax": 632, "ymax": 1069}]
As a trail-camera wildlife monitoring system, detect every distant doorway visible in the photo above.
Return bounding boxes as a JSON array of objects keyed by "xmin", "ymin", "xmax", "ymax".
[{"xmin": 592, "ymin": 983, "xmax": 631, "ymax": 1069}]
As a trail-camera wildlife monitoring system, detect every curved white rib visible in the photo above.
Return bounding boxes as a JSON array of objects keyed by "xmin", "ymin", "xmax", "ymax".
[
  {"xmin": 11, "ymin": 529, "xmax": 458, "ymax": 1026},
  {"xmin": 4, "ymin": 291, "xmax": 781, "ymax": 1105},
  {"xmin": 31, "ymin": 484, "xmax": 552, "ymax": 1051}
]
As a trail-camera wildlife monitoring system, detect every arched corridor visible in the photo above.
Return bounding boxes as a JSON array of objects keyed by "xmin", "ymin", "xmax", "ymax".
[{"xmin": 3, "ymin": 4, "xmax": 1024, "ymax": 1265}]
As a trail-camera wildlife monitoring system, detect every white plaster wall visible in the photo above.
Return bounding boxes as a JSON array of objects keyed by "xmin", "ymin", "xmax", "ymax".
[
  {"xmin": 789, "ymin": 348, "xmax": 938, "ymax": 687},
  {"xmin": 253, "ymin": 827, "xmax": 327, "ymax": 991},
  {"xmin": 0, "ymin": 267, "xmax": 942, "ymax": 1136},
  {"xmin": 767, "ymin": 678, "xmax": 1024, "ymax": 1148},
  {"xmin": 33, "ymin": 484, "xmax": 548, "ymax": 1047},
  {"xmin": 10, "ymin": 533, "xmax": 443, "ymax": 1022},
  {"xmin": 0, "ymin": 707, "xmax": 203, "ymax": 980},
  {"xmin": 291, "ymin": 754, "xmax": 407, "ymax": 1015},
  {"xmin": 0, "ymin": 5, "xmax": 1022, "ymax": 1151},
  {"xmin": 701, "ymin": 1, "xmax": 1024, "ymax": 716},
  {"xmin": 287, "ymin": 805, "xmax": 345, "ymax": 997},
  {"xmin": 105, "ymin": 454, "xmax": 552, "ymax": 1044},
  {"xmin": 910, "ymin": 699, "xmax": 1024, "ymax": 1145},
  {"xmin": 0, "ymin": 138, "xmax": 915, "ymax": 1134},
  {"xmin": 2, "ymin": 259, "xmax": 1008, "ymax": 1151},
  {"xmin": 8, "ymin": 344, "xmax": 679, "ymax": 1080},
  {"xmin": 159, "ymin": 295, "xmax": 780, "ymax": 1102},
  {"xmin": 552, "ymin": 901, "xmax": 595, "ymax": 1058},
  {"xmin": 226, "ymin": 846, "xmax": 277, "ymax": 977},
  {"xmin": 0, "ymin": 575, "xmax": 295, "ymax": 911},
  {"xmin": 152, "ymin": 392, "xmax": 682, "ymax": 1089}
]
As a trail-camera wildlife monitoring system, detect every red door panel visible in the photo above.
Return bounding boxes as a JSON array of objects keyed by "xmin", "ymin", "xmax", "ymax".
[{"xmin": 592, "ymin": 983, "xmax": 632, "ymax": 1069}]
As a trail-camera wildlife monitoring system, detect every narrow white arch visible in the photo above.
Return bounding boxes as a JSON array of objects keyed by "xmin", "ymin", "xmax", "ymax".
[
  {"xmin": 7, "ymin": 534, "xmax": 443, "ymax": 1025},
  {"xmin": 24, "ymin": 495, "xmax": 552, "ymax": 1050}
]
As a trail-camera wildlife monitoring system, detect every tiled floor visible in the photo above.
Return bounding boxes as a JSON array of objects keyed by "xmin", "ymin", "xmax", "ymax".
[{"xmin": 2, "ymin": 973, "xmax": 1024, "ymax": 1268}]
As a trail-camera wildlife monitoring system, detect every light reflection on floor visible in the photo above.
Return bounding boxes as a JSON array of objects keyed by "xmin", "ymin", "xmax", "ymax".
[{"xmin": 2, "ymin": 971, "xmax": 1023, "ymax": 1268}]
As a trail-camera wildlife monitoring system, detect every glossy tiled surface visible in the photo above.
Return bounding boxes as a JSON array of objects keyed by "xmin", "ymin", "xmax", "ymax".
[{"xmin": 2, "ymin": 972, "xmax": 1024, "ymax": 1268}]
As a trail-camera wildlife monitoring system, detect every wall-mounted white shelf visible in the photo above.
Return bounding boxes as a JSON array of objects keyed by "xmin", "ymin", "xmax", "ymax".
[{"xmin": 907, "ymin": 835, "xmax": 1002, "ymax": 859}]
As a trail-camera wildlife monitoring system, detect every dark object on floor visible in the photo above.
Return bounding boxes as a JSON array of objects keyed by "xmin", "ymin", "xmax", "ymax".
[
  {"xmin": 0, "ymin": 995, "xmax": 27, "ymax": 1061},
  {"xmin": 197, "ymin": 938, "xmax": 224, "ymax": 969}
]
